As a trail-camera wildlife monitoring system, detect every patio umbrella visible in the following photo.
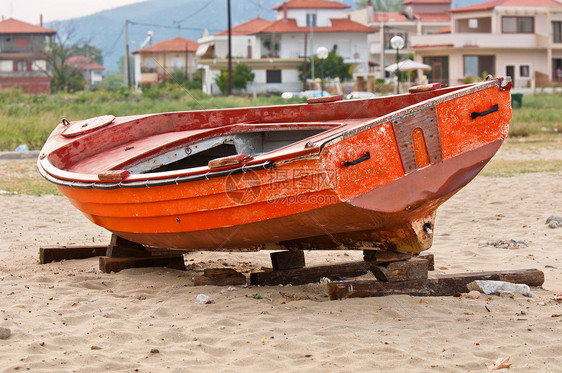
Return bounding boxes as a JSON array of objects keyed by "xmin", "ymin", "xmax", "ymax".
[{"xmin": 385, "ymin": 59, "xmax": 432, "ymax": 72}]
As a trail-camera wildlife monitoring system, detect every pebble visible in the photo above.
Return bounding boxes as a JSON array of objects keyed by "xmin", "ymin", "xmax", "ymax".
[
  {"xmin": 0, "ymin": 327, "xmax": 11, "ymax": 340},
  {"xmin": 546, "ymin": 216, "xmax": 562, "ymax": 229},
  {"xmin": 498, "ymin": 291, "xmax": 515, "ymax": 298},
  {"xmin": 195, "ymin": 294, "xmax": 215, "ymax": 305},
  {"xmin": 538, "ymin": 302, "xmax": 545, "ymax": 306},
  {"xmin": 464, "ymin": 290, "xmax": 481, "ymax": 299},
  {"xmin": 150, "ymin": 348, "xmax": 160, "ymax": 354}
]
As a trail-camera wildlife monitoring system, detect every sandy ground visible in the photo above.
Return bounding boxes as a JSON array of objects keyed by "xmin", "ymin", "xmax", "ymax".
[{"xmin": 0, "ymin": 150, "xmax": 561, "ymax": 372}]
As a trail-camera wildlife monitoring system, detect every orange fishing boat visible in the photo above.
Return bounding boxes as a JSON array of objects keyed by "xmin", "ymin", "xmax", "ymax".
[{"xmin": 38, "ymin": 78, "xmax": 512, "ymax": 253}]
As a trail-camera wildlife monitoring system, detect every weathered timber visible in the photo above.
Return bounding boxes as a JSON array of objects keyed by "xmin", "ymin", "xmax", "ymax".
[
  {"xmin": 418, "ymin": 251, "xmax": 434, "ymax": 271},
  {"xmin": 270, "ymin": 250, "xmax": 305, "ymax": 270},
  {"xmin": 99, "ymin": 255, "xmax": 186, "ymax": 273},
  {"xmin": 327, "ymin": 268, "xmax": 545, "ymax": 300},
  {"xmin": 39, "ymin": 246, "xmax": 108, "ymax": 264},
  {"xmin": 250, "ymin": 261, "xmax": 371, "ymax": 286},
  {"xmin": 106, "ymin": 234, "xmax": 152, "ymax": 258},
  {"xmin": 193, "ymin": 268, "xmax": 247, "ymax": 286},
  {"xmin": 371, "ymin": 256, "xmax": 429, "ymax": 282},
  {"xmin": 363, "ymin": 250, "xmax": 412, "ymax": 263}
]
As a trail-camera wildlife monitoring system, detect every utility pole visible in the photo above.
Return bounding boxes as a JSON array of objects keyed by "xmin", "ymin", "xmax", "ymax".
[
  {"xmin": 86, "ymin": 44, "xmax": 90, "ymax": 91},
  {"xmin": 227, "ymin": 0, "xmax": 232, "ymax": 95},
  {"xmin": 309, "ymin": 17, "xmax": 314, "ymax": 80},
  {"xmin": 124, "ymin": 20, "xmax": 131, "ymax": 87}
]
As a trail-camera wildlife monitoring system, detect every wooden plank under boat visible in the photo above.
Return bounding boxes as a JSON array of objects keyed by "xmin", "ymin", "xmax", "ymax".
[{"xmin": 37, "ymin": 78, "xmax": 513, "ymax": 253}]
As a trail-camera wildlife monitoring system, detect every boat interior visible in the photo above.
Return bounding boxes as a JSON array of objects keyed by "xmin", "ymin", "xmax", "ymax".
[{"xmin": 42, "ymin": 82, "xmax": 482, "ymax": 182}]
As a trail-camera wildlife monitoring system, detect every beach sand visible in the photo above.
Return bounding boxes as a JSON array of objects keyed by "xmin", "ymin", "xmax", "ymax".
[{"xmin": 0, "ymin": 146, "xmax": 561, "ymax": 372}]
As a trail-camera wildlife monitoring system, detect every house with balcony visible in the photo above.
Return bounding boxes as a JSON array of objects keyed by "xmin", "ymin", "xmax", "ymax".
[
  {"xmin": 411, "ymin": 0, "xmax": 562, "ymax": 88},
  {"xmin": 347, "ymin": 0, "xmax": 451, "ymax": 80},
  {"xmin": 66, "ymin": 56, "xmax": 104, "ymax": 86},
  {"xmin": 132, "ymin": 36, "xmax": 199, "ymax": 86},
  {"xmin": 0, "ymin": 17, "xmax": 55, "ymax": 94},
  {"xmin": 196, "ymin": 0, "xmax": 373, "ymax": 95}
]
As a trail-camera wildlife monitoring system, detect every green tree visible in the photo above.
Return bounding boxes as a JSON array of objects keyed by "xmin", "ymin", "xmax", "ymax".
[
  {"xmin": 69, "ymin": 43, "xmax": 104, "ymax": 65},
  {"xmin": 356, "ymin": 0, "xmax": 404, "ymax": 12},
  {"xmin": 299, "ymin": 46, "xmax": 353, "ymax": 82},
  {"xmin": 215, "ymin": 63, "xmax": 255, "ymax": 95},
  {"xmin": 45, "ymin": 41, "xmax": 86, "ymax": 92}
]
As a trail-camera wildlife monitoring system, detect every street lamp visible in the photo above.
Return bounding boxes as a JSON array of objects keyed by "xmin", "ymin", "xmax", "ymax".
[
  {"xmin": 390, "ymin": 35, "xmax": 405, "ymax": 93},
  {"xmin": 316, "ymin": 46, "xmax": 329, "ymax": 96}
]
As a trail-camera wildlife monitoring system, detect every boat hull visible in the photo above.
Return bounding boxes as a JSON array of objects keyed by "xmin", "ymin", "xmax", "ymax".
[{"xmin": 39, "ymin": 79, "xmax": 512, "ymax": 253}]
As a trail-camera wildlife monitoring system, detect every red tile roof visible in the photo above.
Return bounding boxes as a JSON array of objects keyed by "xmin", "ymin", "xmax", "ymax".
[
  {"xmin": 451, "ymin": 0, "xmax": 562, "ymax": 13},
  {"xmin": 371, "ymin": 12, "xmax": 410, "ymax": 22},
  {"xmin": 403, "ymin": 0, "xmax": 450, "ymax": 3},
  {"xmin": 213, "ymin": 17, "xmax": 373, "ymax": 36},
  {"xmin": 0, "ymin": 18, "xmax": 55, "ymax": 35},
  {"xmin": 257, "ymin": 18, "xmax": 373, "ymax": 33},
  {"xmin": 273, "ymin": 0, "xmax": 349, "ymax": 10},
  {"xmin": 415, "ymin": 12, "xmax": 450, "ymax": 22},
  {"xmin": 132, "ymin": 37, "xmax": 199, "ymax": 54},
  {"xmin": 433, "ymin": 26, "xmax": 451, "ymax": 34},
  {"xmin": 66, "ymin": 56, "xmax": 104, "ymax": 71},
  {"xmin": 215, "ymin": 18, "xmax": 272, "ymax": 36}
]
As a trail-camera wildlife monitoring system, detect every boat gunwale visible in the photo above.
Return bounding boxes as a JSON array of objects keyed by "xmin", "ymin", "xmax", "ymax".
[{"xmin": 38, "ymin": 79, "xmax": 508, "ymax": 190}]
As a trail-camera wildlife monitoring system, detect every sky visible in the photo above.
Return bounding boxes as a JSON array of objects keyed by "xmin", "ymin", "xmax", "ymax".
[{"xmin": 1, "ymin": 0, "xmax": 147, "ymax": 24}]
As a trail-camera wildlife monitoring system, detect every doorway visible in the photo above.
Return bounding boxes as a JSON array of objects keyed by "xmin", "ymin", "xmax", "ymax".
[{"xmin": 506, "ymin": 65, "xmax": 515, "ymax": 87}]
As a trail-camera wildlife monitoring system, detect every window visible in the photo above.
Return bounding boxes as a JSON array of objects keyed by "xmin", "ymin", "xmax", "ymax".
[
  {"xmin": 469, "ymin": 19, "xmax": 478, "ymax": 29},
  {"xmin": 266, "ymin": 69, "xmax": 282, "ymax": 83},
  {"xmin": 16, "ymin": 37, "xmax": 28, "ymax": 49},
  {"xmin": 553, "ymin": 21, "xmax": 562, "ymax": 43},
  {"xmin": 306, "ymin": 13, "xmax": 317, "ymax": 27},
  {"xmin": 463, "ymin": 55, "xmax": 495, "ymax": 77},
  {"xmin": 520, "ymin": 65, "xmax": 530, "ymax": 78},
  {"xmin": 502, "ymin": 16, "xmax": 534, "ymax": 33},
  {"xmin": 16, "ymin": 60, "xmax": 28, "ymax": 71},
  {"xmin": 171, "ymin": 57, "xmax": 184, "ymax": 71},
  {"xmin": 144, "ymin": 58, "xmax": 157, "ymax": 69}
]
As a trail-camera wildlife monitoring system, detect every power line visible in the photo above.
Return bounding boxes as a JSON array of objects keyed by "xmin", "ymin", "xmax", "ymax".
[
  {"xmin": 106, "ymin": 23, "xmax": 125, "ymax": 55},
  {"xmin": 128, "ymin": 20, "xmax": 220, "ymax": 33},
  {"xmin": 171, "ymin": 0, "xmax": 215, "ymax": 25}
]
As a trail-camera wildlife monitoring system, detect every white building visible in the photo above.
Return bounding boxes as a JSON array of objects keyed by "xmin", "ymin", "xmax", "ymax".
[
  {"xmin": 197, "ymin": 0, "xmax": 373, "ymax": 95},
  {"xmin": 411, "ymin": 0, "xmax": 562, "ymax": 88},
  {"xmin": 347, "ymin": 0, "xmax": 451, "ymax": 80},
  {"xmin": 66, "ymin": 56, "xmax": 104, "ymax": 86}
]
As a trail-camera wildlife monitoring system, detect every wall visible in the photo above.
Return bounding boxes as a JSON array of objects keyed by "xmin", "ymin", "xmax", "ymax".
[{"xmin": 282, "ymin": 8, "xmax": 345, "ymax": 27}]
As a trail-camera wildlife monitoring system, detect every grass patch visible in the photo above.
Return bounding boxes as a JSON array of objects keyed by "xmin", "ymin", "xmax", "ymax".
[
  {"xmin": 0, "ymin": 88, "xmax": 306, "ymax": 151},
  {"xmin": 510, "ymin": 94, "xmax": 562, "ymax": 136},
  {"xmin": 0, "ymin": 160, "xmax": 60, "ymax": 196},
  {"xmin": 481, "ymin": 159, "xmax": 562, "ymax": 177}
]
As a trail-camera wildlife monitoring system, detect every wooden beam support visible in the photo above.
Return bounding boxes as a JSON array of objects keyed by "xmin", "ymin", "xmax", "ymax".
[
  {"xmin": 371, "ymin": 256, "xmax": 429, "ymax": 282},
  {"xmin": 250, "ymin": 261, "xmax": 371, "ymax": 286},
  {"xmin": 270, "ymin": 250, "xmax": 305, "ymax": 270},
  {"xmin": 106, "ymin": 234, "xmax": 152, "ymax": 258},
  {"xmin": 327, "ymin": 268, "xmax": 545, "ymax": 300},
  {"xmin": 193, "ymin": 268, "xmax": 247, "ymax": 286},
  {"xmin": 363, "ymin": 250, "xmax": 413, "ymax": 263},
  {"xmin": 99, "ymin": 255, "xmax": 186, "ymax": 273},
  {"xmin": 39, "ymin": 246, "xmax": 108, "ymax": 264}
]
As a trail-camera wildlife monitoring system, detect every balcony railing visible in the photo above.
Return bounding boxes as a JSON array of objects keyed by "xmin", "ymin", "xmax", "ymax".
[{"xmin": 411, "ymin": 33, "xmax": 541, "ymax": 49}]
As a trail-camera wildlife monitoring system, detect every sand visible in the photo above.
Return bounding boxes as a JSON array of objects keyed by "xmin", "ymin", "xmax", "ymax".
[{"xmin": 0, "ymin": 148, "xmax": 561, "ymax": 372}]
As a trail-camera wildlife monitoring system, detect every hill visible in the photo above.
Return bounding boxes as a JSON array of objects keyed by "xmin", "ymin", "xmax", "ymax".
[{"xmin": 46, "ymin": 0, "xmax": 489, "ymax": 73}]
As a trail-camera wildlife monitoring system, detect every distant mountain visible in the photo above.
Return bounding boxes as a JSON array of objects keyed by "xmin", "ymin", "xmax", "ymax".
[
  {"xmin": 45, "ymin": 0, "xmax": 356, "ymax": 72},
  {"xmin": 47, "ymin": 0, "xmax": 489, "ymax": 73}
]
